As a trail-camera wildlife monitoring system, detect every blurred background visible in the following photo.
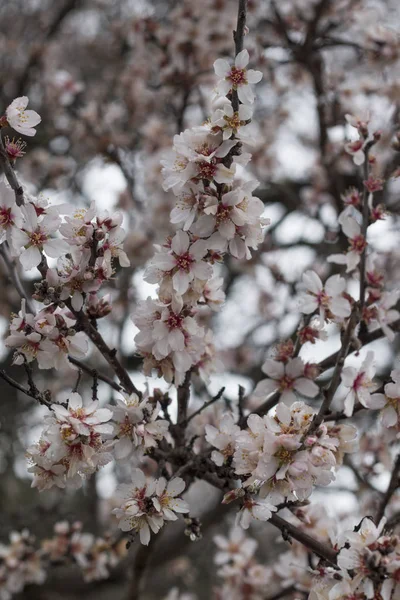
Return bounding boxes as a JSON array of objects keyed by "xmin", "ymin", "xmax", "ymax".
[{"xmin": 0, "ymin": 0, "xmax": 399, "ymax": 598}]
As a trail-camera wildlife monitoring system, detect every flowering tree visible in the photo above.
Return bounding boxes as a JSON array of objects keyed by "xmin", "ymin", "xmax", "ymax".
[{"xmin": 0, "ymin": 0, "xmax": 399, "ymax": 599}]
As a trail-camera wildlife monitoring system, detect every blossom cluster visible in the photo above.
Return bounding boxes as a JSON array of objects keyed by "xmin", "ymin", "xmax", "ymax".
[
  {"xmin": 113, "ymin": 468, "xmax": 189, "ymax": 544},
  {"xmin": 310, "ymin": 517, "xmax": 400, "ymax": 600},
  {"xmin": 0, "ymin": 522, "xmax": 125, "ymax": 599},
  {"xmin": 26, "ymin": 392, "xmax": 113, "ymax": 490},
  {"xmin": 206, "ymin": 401, "xmax": 358, "ymax": 526},
  {"xmin": 133, "ymin": 49, "xmax": 267, "ymax": 385}
]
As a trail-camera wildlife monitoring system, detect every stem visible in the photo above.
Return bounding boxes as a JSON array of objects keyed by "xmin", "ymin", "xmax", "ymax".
[
  {"xmin": 358, "ymin": 150, "xmax": 370, "ymax": 315},
  {"xmin": 306, "ymin": 306, "xmax": 359, "ymax": 435},
  {"xmin": 231, "ymin": 0, "xmax": 247, "ymax": 113},
  {"xmin": 375, "ymin": 453, "xmax": 400, "ymax": 524},
  {"xmin": 269, "ymin": 514, "xmax": 338, "ymax": 566}
]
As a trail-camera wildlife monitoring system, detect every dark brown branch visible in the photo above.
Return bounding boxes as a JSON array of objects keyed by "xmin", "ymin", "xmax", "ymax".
[
  {"xmin": 69, "ymin": 303, "xmax": 141, "ymax": 397},
  {"xmin": 375, "ymin": 453, "xmax": 400, "ymax": 524},
  {"xmin": 306, "ymin": 307, "xmax": 360, "ymax": 435},
  {"xmin": 232, "ymin": 0, "xmax": 248, "ymax": 113},
  {"xmin": 127, "ymin": 535, "xmax": 157, "ymax": 600},
  {"xmin": 269, "ymin": 514, "xmax": 338, "ymax": 566},
  {"xmin": 183, "ymin": 386, "xmax": 225, "ymax": 425},
  {"xmin": 0, "ymin": 369, "xmax": 52, "ymax": 409}
]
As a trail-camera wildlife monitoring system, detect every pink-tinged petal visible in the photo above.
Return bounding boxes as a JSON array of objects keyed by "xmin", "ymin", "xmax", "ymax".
[
  {"xmin": 253, "ymin": 378, "xmax": 279, "ymax": 397},
  {"xmin": 330, "ymin": 296, "xmax": 351, "ymax": 318},
  {"xmin": 192, "ymin": 261, "xmax": 212, "ymax": 280},
  {"xmin": 152, "ymin": 252, "xmax": 176, "ymax": 271},
  {"xmin": 166, "ymin": 477, "xmax": 186, "ymax": 496},
  {"xmin": 215, "ymin": 140, "xmax": 237, "ymax": 158},
  {"xmin": 228, "ymin": 236, "xmax": 246, "ymax": 258},
  {"xmin": 68, "ymin": 392, "xmax": 83, "ymax": 410},
  {"xmin": 262, "ymin": 359, "xmax": 284, "ymax": 379},
  {"xmin": 235, "ymin": 49, "xmax": 249, "ymax": 69},
  {"xmin": 237, "ymin": 84, "xmax": 254, "ymax": 105},
  {"xmin": 246, "ymin": 69, "xmax": 263, "ymax": 83},
  {"xmin": 139, "ymin": 523, "xmax": 151, "ymax": 545},
  {"xmin": 216, "ymin": 79, "xmax": 231, "ymax": 97},
  {"xmin": 44, "ymin": 238, "xmax": 69, "ymax": 258},
  {"xmin": 299, "ymin": 296, "xmax": 319, "ymax": 314},
  {"xmin": 294, "ymin": 378, "xmax": 319, "ymax": 398},
  {"xmin": 303, "ymin": 270, "xmax": 322, "ymax": 294},
  {"xmin": 214, "ymin": 58, "xmax": 230, "ymax": 77},
  {"xmin": 189, "ymin": 239, "xmax": 208, "ymax": 259},
  {"xmin": 353, "ymin": 150, "xmax": 365, "ymax": 165},
  {"xmin": 219, "ymin": 220, "xmax": 236, "ymax": 239},
  {"xmin": 382, "ymin": 405, "xmax": 398, "ymax": 428},
  {"xmin": 172, "ymin": 270, "xmax": 190, "ymax": 294},
  {"xmin": 325, "ymin": 274, "xmax": 346, "ymax": 295},
  {"xmin": 169, "ymin": 328, "xmax": 185, "ymax": 351},
  {"xmin": 341, "ymin": 217, "xmax": 360, "ymax": 239},
  {"xmin": 341, "ymin": 366, "xmax": 357, "ymax": 387},
  {"xmin": 280, "ymin": 390, "xmax": 297, "ymax": 405},
  {"xmin": 344, "ymin": 390, "xmax": 356, "ymax": 416},
  {"xmin": 275, "ymin": 402, "xmax": 291, "ymax": 425},
  {"xmin": 238, "ymin": 105, "xmax": 253, "ymax": 120},
  {"xmin": 364, "ymin": 392, "xmax": 386, "ymax": 409},
  {"xmin": 286, "ymin": 358, "xmax": 304, "ymax": 378},
  {"xmin": 171, "ymin": 230, "xmax": 190, "ymax": 255},
  {"xmin": 327, "ymin": 253, "xmax": 348, "ymax": 265},
  {"xmin": 20, "ymin": 246, "xmax": 41, "ymax": 270}
]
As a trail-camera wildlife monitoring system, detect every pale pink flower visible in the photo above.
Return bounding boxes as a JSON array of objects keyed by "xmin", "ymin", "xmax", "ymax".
[
  {"xmin": 340, "ymin": 352, "xmax": 386, "ymax": 416},
  {"xmin": 299, "ymin": 271, "xmax": 351, "ymax": 321},
  {"xmin": 6, "ymin": 96, "xmax": 41, "ymax": 136},
  {"xmin": 214, "ymin": 49, "xmax": 263, "ymax": 105},
  {"xmin": 253, "ymin": 357, "xmax": 320, "ymax": 404}
]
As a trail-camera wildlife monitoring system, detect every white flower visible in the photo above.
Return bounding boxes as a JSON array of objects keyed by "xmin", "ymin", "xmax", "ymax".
[
  {"xmin": 152, "ymin": 477, "xmax": 189, "ymax": 520},
  {"xmin": 236, "ymin": 497, "xmax": 277, "ymax": 529},
  {"xmin": 145, "ymin": 231, "xmax": 212, "ymax": 295},
  {"xmin": 380, "ymin": 366, "xmax": 400, "ymax": 428},
  {"xmin": 113, "ymin": 469, "xmax": 188, "ymax": 545},
  {"xmin": 11, "ymin": 203, "xmax": 69, "ymax": 270},
  {"xmin": 253, "ymin": 357, "xmax": 320, "ymax": 404},
  {"xmin": 327, "ymin": 216, "xmax": 366, "ymax": 272},
  {"xmin": 340, "ymin": 351, "xmax": 386, "ymax": 416},
  {"xmin": 0, "ymin": 178, "xmax": 22, "ymax": 243},
  {"xmin": 205, "ymin": 413, "xmax": 240, "ymax": 466},
  {"xmin": 299, "ymin": 271, "xmax": 351, "ymax": 322},
  {"xmin": 6, "ymin": 96, "xmax": 41, "ymax": 136},
  {"xmin": 214, "ymin": 49, "xmax": 263, "ymax": 105},
  {"xmin": 213, "ymin": 526, "xmax": 257, "ymax": 567},
  {"xmin": 211, "ymin": 103, "xmax": 253, "ymax": 141}
]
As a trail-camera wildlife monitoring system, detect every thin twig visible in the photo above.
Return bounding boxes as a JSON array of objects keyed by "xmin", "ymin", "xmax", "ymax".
[
  {"xmin": 183, "ymin": 386, "xmax": 225, "ymax": 425},
  {"xmin": 375, "ymin": 454, "xmax": 400, "ymax": 524}
]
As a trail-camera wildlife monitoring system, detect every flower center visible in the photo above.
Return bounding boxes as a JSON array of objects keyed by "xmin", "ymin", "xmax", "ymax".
[
  {"xmin": 228, "ymin": 67, "xmax": 247, "ymax": 88},
  {"xmin": 0, "ymin": 207, "xmax": 13, "ymax": 227},
  {"xmin": 175, "ymin": 252, "xmax": 193, "ymax": 272},
  {"xmin": 167, "ymin": 312, "xmax": 183, "ymax": 330},
  {"xmin": 278, "ymin": 375, "xmax": 294, "ymax": 391},
  {"xmin": 28, "ymin": 230, "xmax": 48, "ymax": 247},
  {"xmin": 349, "ymin": 234, "xmax": 367, "ymax": 254}
]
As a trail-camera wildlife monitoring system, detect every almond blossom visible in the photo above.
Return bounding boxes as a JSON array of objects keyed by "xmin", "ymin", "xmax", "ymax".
[
  {"xmin": 328, "ymin": 215, "xmax": 367, "ymax": 272},
  {"xmin": 299, "ymin": 270, "xmax": 351, "ymax": 322},
  {"xmin": 253, "ymin": 357, "xmax": 320, "ymax": 405},
  {"xmin": 213, "ymin": 49, "xmax": 263, "ymax": 105},
  {"xmin": 145, "ymin": 231, "xmax": 212, "ymax": 295},
  {"xmin": 340, "ymin": 351, "xmax": 386, "ymax": 416},
  {"xmin": 113, "ymin": 469, "xmax": 189, "ymax": 545},
  {"xmin": 0, "ymin": 178, "xmax": 22, "ymax": 243},
  {"xmin": 379, "ymin": 366, "xmax": 400, "ymax": 429},
  {"xmin": 5, "ymin": 96, "xmax": 41, "ymax": 136},
  {"xmin": 11, "ymin": 203, "xmax": 69, "ymax": 270}
]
